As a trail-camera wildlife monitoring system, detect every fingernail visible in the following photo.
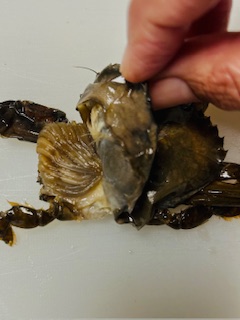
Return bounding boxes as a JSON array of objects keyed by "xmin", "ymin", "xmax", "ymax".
[{"xmin": 150, "ymin": 77, "xmax": 198, "ymax": 109}]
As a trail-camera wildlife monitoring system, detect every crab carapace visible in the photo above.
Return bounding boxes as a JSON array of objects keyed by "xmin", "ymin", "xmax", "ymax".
[{"xmin": 0, "ymin": 64, "xmax": 240, "ymax": 245}]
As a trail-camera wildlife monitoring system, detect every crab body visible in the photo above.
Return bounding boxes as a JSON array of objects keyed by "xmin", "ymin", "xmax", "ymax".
[{"xmin": 0, "ymin": 64, "xmax": 240, "ymax": 245}]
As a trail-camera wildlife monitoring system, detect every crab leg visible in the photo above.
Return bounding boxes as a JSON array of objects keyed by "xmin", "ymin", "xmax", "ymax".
[
  {"xmin": 148, "ymin": 204, "xmax": 240, "ymax": 229},
  {"xmin": 147, "ymin": 179, "xmax": 240, "ymax": 229},
  {"xmin": 145, "ymin": 160, "xmax": 240, "ymax": 229},
  {"xmin": 186, "ymin": 180, "xmax": 240, "ymax": 207},
  {"xmin": 0, "ymin": 100, "xmax": 68, "ymax": 142},
  {"xmin": 210, "ymin": 207, "xmax": 240, "ymax": 218},
  {"xmin": 148, "ymin": 206, "xmax": 213, "ymax": 229},
  {"xmin": 0, "ymin": 205, "xmax": 55, "ymax": 245},
  {"xmin": 186, "ymin": 161, "xmax": 240, "ymax": 208},
  {"xmin": 0, "ymin": 200, "xmax": 80, "ymax": 245}
]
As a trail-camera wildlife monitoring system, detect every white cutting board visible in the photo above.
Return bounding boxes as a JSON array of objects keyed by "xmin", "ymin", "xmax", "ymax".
[{"xmin": 0, "ymin": 1, "xmax": 240, "ymax": 318}]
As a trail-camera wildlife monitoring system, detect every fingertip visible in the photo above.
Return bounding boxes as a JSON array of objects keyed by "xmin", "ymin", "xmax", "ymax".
[{"xmin": 149, "ymin": 77, "xmax": 199, "ymax": 109}]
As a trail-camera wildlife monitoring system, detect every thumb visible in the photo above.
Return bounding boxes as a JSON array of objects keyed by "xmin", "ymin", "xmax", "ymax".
[{"xmin": 150, "ymin": 32, "xmax": 240, "ymax": 111}]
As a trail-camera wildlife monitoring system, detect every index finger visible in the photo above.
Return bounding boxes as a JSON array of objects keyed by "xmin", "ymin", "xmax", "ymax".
[{"xmin": 121, "ymin": 0, "xmax": 222, "ymax": 82}]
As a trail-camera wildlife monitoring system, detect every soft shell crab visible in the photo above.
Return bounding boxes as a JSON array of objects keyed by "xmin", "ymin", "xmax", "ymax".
[{"xmin": 0, "ymin": 64, "xmax": 240, "ymax": 245}]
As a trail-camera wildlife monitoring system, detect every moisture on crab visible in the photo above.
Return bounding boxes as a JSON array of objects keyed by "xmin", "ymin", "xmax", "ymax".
[{"xmin": 0, "ymin": 64, "xmax": 240, "ymax": 246}]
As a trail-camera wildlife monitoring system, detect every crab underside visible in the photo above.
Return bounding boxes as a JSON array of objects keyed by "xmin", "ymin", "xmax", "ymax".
[{"xmin": 0, "ymin": 64, "xmax": 240, "ymax": 246}]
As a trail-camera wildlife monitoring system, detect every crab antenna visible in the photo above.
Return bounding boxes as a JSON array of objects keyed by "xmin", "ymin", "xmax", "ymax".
[{"xmin": 73, "ymin": 66, "xmax": 98, "ymax": 75}]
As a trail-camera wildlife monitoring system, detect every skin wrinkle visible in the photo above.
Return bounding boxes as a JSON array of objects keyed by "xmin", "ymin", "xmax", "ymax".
[
  {"xmin": 186, "ymin": 78, "xmax": 208, "ymax": 102},
  {"xmin": 148, "ymin": 32, "xmax": 240, "ymax": 110},
  {"xmin": 156, "ymin": 68, "xmax": 239, "ymax": 110},
  {"xmin": 197, "ymin": 80, "xmax": 226, "ymax": 108},
  {"xmin": 184, "ymin": 63, "xmax": 240, "ymax": 110},
  {"xmin": 197, "ymin": 59, "xmax": 240, "ymax": 109},
  {"xmin": 186, "ymin": 63, "xmax": 226, "ymax": 106},
  {"xmin": 217, "ymin": 65, "xmax": 240, "ymax": 109}
]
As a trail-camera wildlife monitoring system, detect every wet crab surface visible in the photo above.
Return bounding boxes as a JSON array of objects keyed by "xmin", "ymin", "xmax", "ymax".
[{"xmin": 0, "ymin": 64, "xmax": 240, "ymax": 245}]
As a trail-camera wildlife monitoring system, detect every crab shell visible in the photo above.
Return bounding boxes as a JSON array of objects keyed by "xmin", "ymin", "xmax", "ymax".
[{"xmin": 37, "ymin": 64, "xmax": 157, "ymax": 223}]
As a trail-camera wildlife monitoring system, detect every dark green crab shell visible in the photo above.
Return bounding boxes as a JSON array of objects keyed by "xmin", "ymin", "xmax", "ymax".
[
  {"xmin": 128, "ymin": 103, "xmax": 227, "ymax": 228},
  {"xmin": 1, "ymin": 64, "xmax": 240, "ymax": 247},
  {"xmin": 77, "ymin": 63, "xmax": 157, "ymax": 220},
  {"xmin": 38, "ymin": 64, "xmax": 229, "ymax": 229}
]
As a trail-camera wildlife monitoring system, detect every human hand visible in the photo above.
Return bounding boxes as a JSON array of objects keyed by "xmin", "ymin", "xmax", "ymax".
[{"xmin": 120, "ymin": 0, "xmax": 240, "ymax": 110}]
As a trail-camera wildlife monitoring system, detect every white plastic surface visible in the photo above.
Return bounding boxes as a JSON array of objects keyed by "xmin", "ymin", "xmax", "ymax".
[{"xmin": 0, "ymin": 1, "xmax": 240, "ymax": 318}]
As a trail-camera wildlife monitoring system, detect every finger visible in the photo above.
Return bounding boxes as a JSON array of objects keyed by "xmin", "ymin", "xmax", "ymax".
[
  {"xmin": 188, "ymin": 0, "xmax": 232, "ymax": 37},
  {"xmin": 150, "ymin": 32, "xmax": 240, "ymax": 110},
  {"xmin": 121, "ymin": 0, "xmax": 221, "ymax": 82}
]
